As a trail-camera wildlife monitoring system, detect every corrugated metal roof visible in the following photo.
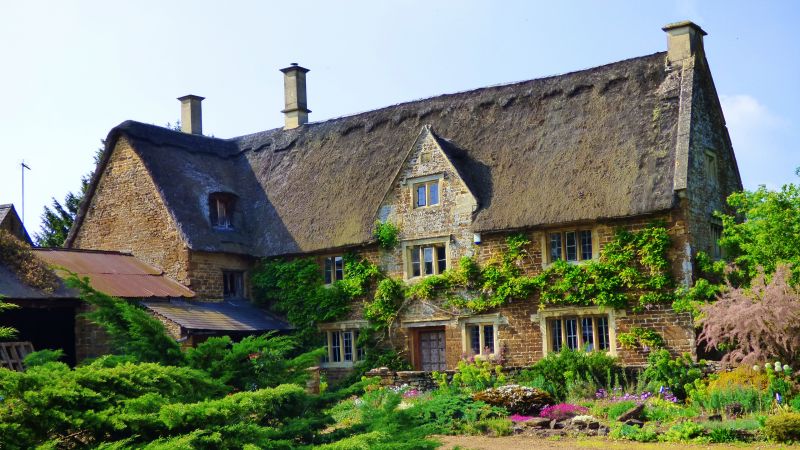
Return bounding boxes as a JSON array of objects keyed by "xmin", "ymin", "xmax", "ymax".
[
  {"xmin": 142, "ymin": 300, "xmax": 292, "ymax": 332},
  {"xmin": 33, "ymin": 249, "xmax": 195, "ymax": 299}
]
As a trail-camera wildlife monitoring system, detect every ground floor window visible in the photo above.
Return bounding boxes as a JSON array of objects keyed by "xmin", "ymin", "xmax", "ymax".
[
  {"xmin": 322, "ymin": 329, "xmax": 364, "ymax": 366},
  {"xmin": 466, "ymin": 324, "xmax": 496, "ymax": 356},
  {"xmin": 548, "ymin": 316, "xmax": 609, "ymax": 352}
]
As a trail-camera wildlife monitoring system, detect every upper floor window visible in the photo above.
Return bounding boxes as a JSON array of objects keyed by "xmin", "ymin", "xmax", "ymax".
[
  {"xmin": 408, "ymin": 243, "xmax": 447, "ymax": 278},
  {"xmin": 413, "ymin": 179, "xmax": 440, "ymax": 208},
  {"xmin": 209, "ymin": 193, "xmax": 236, "ymax": 229},
  {"xmin": 223, "ymin": 270, "xmax": 244, "ymax": 298},
  {"xmin": 548, "ymin": 229, "xmax": 593, "ymax": 263},
  {"xmin": 324, "ymin": 256, "xmax": 344, "ymax": 284}
]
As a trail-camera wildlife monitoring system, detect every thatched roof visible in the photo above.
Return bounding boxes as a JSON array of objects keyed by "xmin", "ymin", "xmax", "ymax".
[
  {"xmin": 0, "ymin": 204, "xmax": 31, "ymax": 244},
  {"xmin": 69, "ymin": 52, "xmax": 686, "ymax": 257}
]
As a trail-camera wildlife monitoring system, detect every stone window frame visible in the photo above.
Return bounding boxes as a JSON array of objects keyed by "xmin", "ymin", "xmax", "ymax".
[
  {"xmin": 319, "ymin": 320, "xmax": 368, "ymax": 368},
  {"xmin": 409, "ymin": 173, "xmax": 443, "ymax": 209},
  {"xmin": 704, "ymin": 149, "xmax": 719, "ymax": 187},
  {"xmin": 459, "ymin": 313, "xmax": 508, "ymax": 359},
  {"xmin": 402, "ymin": 235, "xmax": 450, "ymax": 281},
  {"xmin": 541, "ymin": 227, "xmax": 598, "ymax": 268},
  {"xmin": 323, "ymin": 255, "xmax": 344, "ymax": 285},
  {"xmin": 531, "ymin": 306, "xmax": 624, "ymax": 357},
  {"xmin": 208, "ymin": 192, "xmax": 237, "ymax": 230}
]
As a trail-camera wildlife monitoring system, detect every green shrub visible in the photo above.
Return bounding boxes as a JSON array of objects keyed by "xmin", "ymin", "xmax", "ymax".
[
  {"xmin": 469, "ymin": 418, "xmax": 513, "ymax": 436},
  {"xmin": 407, "ymin": 392, "xmax": 507, "ymax": 434},
  {"xmin": 641, "ymin": 350, "xmax": 704, "ymax": 399},
  {"xmin": 373, "ymin": 221, "xmax": 400, "ymax": 250},
  {"xmin": 660, "ymin": 421, "xmax": 708, "ymax": 443},
  {"xmin": 435, "ymin": 358, "xmax": 506, "ymax": 393},
  {"xmin": 609, "ymin": 423, "xmax": 658, "ymax": 442},
  {"xmin": 516, "ymin": 349, "xmax": 622, "ymax": 400},
  {"xmin": 643, "ymin": 398, "xmax": 699, "ymax": 422},
  {"xmin": 22, "ymin": 349, "xmax": 63, "ymax": 367},
  {"xmin": 605, "ymin": 400, "xmax": 638, "ymax": 421},
  {"xmin": 764, "ymin": 412, "xmax": 800, "ymax": 443}
]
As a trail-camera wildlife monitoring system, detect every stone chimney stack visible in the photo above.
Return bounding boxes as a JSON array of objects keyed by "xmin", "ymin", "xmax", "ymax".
[
  {"xmin": 178, "ymin": 95, "xmax": 205, "ymax": 135},
  {"xmin": 280, "ymin": 63, "xmax": 310, "ymax": 129},
  {"xmin": 662, "ymin": 21, "xmax": 707, "ymax": 65}
]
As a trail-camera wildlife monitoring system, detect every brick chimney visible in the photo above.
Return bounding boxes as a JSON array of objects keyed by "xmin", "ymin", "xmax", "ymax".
[
  {"xmin": 280, "ymin": 63, "xmax": 310, "ymax": 129},
  {"xmin": 177, "ymin": 95, "xmax": 204, "ymax": 135},
  {"xmin": 662, "ymin": 21, "xmax": 707, "ymax": 65}
]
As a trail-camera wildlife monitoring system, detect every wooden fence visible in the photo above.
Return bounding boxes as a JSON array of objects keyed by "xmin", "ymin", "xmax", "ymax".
[{"xmin": 0, "ymin": 341, "xmax": 35, "ymax": 371}]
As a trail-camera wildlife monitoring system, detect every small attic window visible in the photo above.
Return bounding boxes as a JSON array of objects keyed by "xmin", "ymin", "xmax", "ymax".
[{"xmin": 209, "ymin": 193, "xmax": 236, "ymax": 229}]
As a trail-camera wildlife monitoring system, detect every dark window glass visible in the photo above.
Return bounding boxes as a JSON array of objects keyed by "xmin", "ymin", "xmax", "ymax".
[
  {"xmin": 223, "ymin": 271, "xmax": 243, "ymax": 298},
  {"xmin": 423, "ymin": 247, "xmax": 434, "ymax": 275},
  {"xmin": 565, "ymin": 318, "xmax": 578, "ymax": 350},
  {"xmin": 209, "ymin": 193, "xmax": 235, "ymax": 229},
  {"xmin": 565, "ymin": 231, "xmax": 577, "ymax": 261},
  {"xmin": 469, "ymin": 326, "xmax": 480, "ymax": 354},
  {"xmin": 551, "ymin": 320, "xmax": 562, "ymax": 352},
  {"xmin": 343, "ymin": 331, "xmax": 353, "ymax": 362},
  {"xmin": 549, "ymin": 233, "xmax": 562, "ymax": 261},
  {"xmin": 331, "ymin": 331, "xmax": 341, "ymax": 362},
  {"xmin": 334, "ymin": 256, "xmax": 344, "ymax": 281},
  {"xmin": 581, "ymin": 317, "xmax": 594, "ymax": 351},
  {"xmin": 411, "ymin": 248, "xmax": 421, "ymax": 277},
  {"xmin": 324, "ymin": 258, "xmax": 333, "ymax": 284},
  {"xmin": 597, "ymin": 317, "xmax": 610, "ymax": 350},
  {"xmin": 580, "ymin": 230, "xmax": 593, "ymax": 260},
  {"xmin": 436, "ymin": 246, "xmax": 447, "ymax": 273},
  {"xmin": 416, "ymin": 184, "xmax": 427, "ymax": 207},
  {"xmin": 429, "ymin": 181, "xmax": 439, "ymax": 205},
  {"xmin": 483, "ymin": 325, "xmax": 495, "ymax": 353}
]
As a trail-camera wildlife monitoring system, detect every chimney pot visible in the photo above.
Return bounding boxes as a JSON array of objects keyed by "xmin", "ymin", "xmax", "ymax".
[
  {"xmin": 177, "ymin": 95, "xmax": 205, "ymax": 135},
  {"xmin": 280, "ymin": 63, "xmax": 310, "ymax": 129},
  {"xmin": 662, "ymin": 21, "xmax": 707, "ymax": 65}
]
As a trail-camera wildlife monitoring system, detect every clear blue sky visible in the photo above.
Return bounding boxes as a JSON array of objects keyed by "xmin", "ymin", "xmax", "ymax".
[{"xmin": 1, "ymin": 1, "xmax": 798, "ymax": 239}]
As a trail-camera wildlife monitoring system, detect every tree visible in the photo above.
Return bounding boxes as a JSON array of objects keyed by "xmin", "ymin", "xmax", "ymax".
[
  {"xmin": 717, "ymin": 168, "xmax": 800, "ymax": 285},
  {"xmin": 34, "ymin": 145, "xmax": 104, "ymax": 247}
]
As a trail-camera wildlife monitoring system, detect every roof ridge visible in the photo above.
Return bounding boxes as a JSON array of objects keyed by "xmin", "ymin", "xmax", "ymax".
[{"xmin": 33, "ymin": 248, "xmax": 133, "ymax": 256}]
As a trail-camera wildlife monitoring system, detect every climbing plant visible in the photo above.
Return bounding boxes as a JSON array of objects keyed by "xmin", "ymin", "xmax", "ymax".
[
  {"xmin": 402, "ymin": 223, "xmax": 676, "ymax": 313},
  {"xmin": 617, "ymin": 327, "xmax": 666, "ymax": 350},
  {"xmin": 373, "ymin": 221, "xmax": 401, "ymax": 250}
]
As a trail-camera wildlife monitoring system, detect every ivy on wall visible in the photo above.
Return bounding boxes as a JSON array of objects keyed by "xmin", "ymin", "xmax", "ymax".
[{"xmin": 405, "ymin": 224, "xmax": 676, "ymax": 313}]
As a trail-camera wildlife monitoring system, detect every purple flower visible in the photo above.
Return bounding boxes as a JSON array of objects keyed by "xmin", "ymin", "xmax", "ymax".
[
  {"xmin": 776, "ymin": 393, "xmax": 783, "ymax": 404},
  {"xmin": 540, "ymin": 403, "xmax": 589, "ymax": 421},
  {"xmin": 509, "ymin": 414, "xmax": 535, "ymax": 423}
]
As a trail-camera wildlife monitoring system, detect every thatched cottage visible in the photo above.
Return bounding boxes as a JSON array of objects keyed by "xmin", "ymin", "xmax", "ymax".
[{"xmin": 67, "ymin": 21, "xmax": 741, "ymax": 371}]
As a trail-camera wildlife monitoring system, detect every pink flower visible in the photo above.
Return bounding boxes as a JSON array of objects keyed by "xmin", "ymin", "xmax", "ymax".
[
  {"xmin": 509, "ymin": 414, "xmax": 535, "ymax": 423},
  {"xmin": 539, "ymin": 403, "xmax": 589, "ymax": 421}
]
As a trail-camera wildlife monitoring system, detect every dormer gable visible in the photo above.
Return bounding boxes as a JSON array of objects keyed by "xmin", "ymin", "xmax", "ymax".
[{"xmin": 377, "ymin": 126, "xmax": 479, "ymax": 243}]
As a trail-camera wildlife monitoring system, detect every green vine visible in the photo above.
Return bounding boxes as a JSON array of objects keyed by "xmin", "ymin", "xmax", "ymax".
[
  {"xmin": 373, "ymin": 221, "xmax": 400, "ymax": 250},
  {"xmin": 404, "ymin": 223, "xmax": 675, "ymax": 313},
  {"xmin": 617, "ymin": 327, "xmax": 666, "ymax": 349}
]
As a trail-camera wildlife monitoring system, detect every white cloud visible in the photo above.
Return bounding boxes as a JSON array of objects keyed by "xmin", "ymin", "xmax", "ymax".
[{"xmin": 720, "ymin": 94, "xmax": 796, "ymax": 190}]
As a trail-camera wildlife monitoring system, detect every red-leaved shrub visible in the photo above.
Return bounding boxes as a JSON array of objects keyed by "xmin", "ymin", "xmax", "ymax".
[{"xmin": 699, "ymin": 265, "xmax": 800, "ymax": 368}]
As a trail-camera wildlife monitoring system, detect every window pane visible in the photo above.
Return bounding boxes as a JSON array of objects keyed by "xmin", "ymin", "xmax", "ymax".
[
  {"xmin": 551, "ymin": 320, "xmax": 562, "ymax": 352},
  {"xmin": 565, "ymin": 232, "xmax": 577, "ymax": 261},
  {"xmin": 331, "ymin": 331, "xmax": 341, "ymax": 362},
  {"xmin": 549, "ymin": 233, "xmax": 562, "ymax": 261},
  {"xmin": 597, "ymin": 317, "xmax": 610, "ymax": 350},
  {"xmin": 483, "ymin": 325, "xmax": 495, "ymax": 354},
  {"xmin": 436, "ymin": 246, "xmax": 447, "ymax": 273},
  {"xmin": 343, "ymin": 331, "xmax": 353, "ymax": 361},
  {"xmin": 581, "ymin": 317, "xmax": 594, "ymax": 351},
  {"xmin": 411, "ymin": 248, "xmax": 421, "ymax": 277},
  {"xmin": 324, "ymin": 257, "xmax": 333, "ymax": 284},
  {"xmin": 428, "ymin": 181, "xmax": 439, "ymax": 205},
  {"xmin": 416, "ymin": 185, "xmax": 427, "ymax": 207},
  {"xmin": 217, "ymin": 199, "xmax": 229, "ymax": 227},
  {"xmin": 334, "ymin": 256, "xmax": 344, "ymax": 281},
  {"xmin": 469, "ymin": 325, "xmax": 480, "ymax": 355},
  {"xmin": 424, "ymin": 247, "xmax": 434, "ymax": 275},
  {"xmin": 580, "ymin": 230, "xmax": 593, "ymax": 260},
  {"xmin": 565, "ymin": 318, "xmax": 578, "ymax": 350}
]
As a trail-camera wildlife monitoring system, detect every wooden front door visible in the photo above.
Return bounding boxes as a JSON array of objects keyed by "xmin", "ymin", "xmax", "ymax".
[{"xmin": 419, "ymin": 330, "xmax": 446, "ymax": 371}]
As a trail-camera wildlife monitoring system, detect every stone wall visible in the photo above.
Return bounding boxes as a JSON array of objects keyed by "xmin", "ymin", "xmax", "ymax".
[
  {"xmin": 74, "ymin": 304, "xmax": 110, "ymax": 362},
  {"xmin": 187, "ymin": 251, "xmax": 255, "ymax": 300},
  {"xmin": 72, "ymin": 137, "xmax": 190, "ymax": 285}
]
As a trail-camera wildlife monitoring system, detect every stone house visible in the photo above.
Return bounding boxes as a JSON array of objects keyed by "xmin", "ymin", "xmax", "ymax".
[{"xmin": 67, "ymin": 21, "xmax": 741, "ymax": 371}]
